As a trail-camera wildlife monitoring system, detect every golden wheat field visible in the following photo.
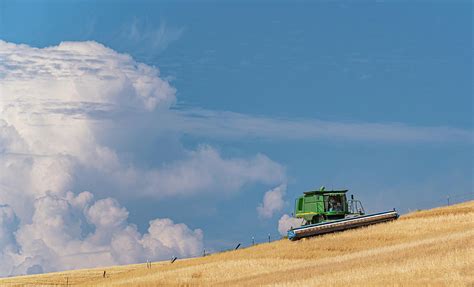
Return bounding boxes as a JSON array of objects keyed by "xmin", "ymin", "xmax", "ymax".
[{"xmin": 1, "ymin": 200, "xmax": 473, "ymax": 287}]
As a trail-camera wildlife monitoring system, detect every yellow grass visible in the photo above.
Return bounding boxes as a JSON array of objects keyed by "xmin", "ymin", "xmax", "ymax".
[{"xmin": 1, "ymin": 201, "xmax": 473, "ymax": 286}]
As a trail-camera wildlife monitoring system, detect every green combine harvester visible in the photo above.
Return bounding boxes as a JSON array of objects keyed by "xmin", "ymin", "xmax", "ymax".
[{"xmin": 287, "ymin": 186, "xmax": 398, "ymax": 240}]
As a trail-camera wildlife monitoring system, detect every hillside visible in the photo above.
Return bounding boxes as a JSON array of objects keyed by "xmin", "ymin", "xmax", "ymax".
[{"xmin": 1, "ymin": 201, "xmax": 473, "ymax": 286}]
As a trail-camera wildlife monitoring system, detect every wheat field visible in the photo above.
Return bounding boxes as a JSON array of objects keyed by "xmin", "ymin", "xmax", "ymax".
[{"xmin": 1, "ymin": 200, "xmax": 473, "ymax": 286}]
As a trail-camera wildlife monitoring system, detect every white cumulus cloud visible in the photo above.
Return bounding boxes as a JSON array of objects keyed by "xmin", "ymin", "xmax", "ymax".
[
  {"xmin": 277, "ymin": 214, "xmax": 303, "ymax": 236},
  {"xmin": 257, "ymin": 184, "xmax": 287, "ymax": 219},
  {"xmin": 0, "ymin": 40, "xmax": 285, "ymax": 276},
  {"xmin": 7, "ymin": 192, "xmax": 203, "ymax": 275}
]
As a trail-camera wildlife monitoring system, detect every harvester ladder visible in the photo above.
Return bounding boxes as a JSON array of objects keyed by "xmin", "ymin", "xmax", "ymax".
[{"xmin": 348, "ymin": 199, "xmax": 365, "ymax": 215}]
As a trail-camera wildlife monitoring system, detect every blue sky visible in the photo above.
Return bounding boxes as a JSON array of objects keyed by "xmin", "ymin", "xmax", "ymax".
[{"xmin": 0, "ymin": 0, "xmax": 472, "ymax": 265}]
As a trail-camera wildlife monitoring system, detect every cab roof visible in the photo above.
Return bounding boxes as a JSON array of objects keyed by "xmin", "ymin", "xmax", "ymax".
[{"xmin": 303, "ymin": 187, "xmax": 348, "ymax": 196}]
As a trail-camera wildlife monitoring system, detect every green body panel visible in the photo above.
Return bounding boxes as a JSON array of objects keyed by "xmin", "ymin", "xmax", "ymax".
[
  {"xmin": 294, "ymin": 187, "xmax": 349, "ymax": 224},
  {"xmin": 316, "ymin": 200, "xmax": 324, "ymax": 215}
]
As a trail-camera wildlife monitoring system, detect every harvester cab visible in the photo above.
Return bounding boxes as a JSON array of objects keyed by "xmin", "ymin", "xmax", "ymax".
[
  {"xmin": 288, "ymin": 186, "xmax": 398, "ymax": 240},
  {"xmin": 294, "ymin": 186, "xmax": 364, "ymax": 225}
]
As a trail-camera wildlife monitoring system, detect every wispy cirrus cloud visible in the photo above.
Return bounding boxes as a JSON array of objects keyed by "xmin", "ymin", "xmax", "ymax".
[
  {"xmin": 167, "ymin": 108, "xmax": 473, "ymax": 144},
  {"xmin": 121, "ymin": 18, "xmax": 185, "ymax": 56},
  {"xmin": 4, "ymin": 39, "xmax": 468, "ymax": 145}
]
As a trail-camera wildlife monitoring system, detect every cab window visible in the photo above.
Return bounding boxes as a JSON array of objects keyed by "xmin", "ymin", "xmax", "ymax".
[
  {"xmin": 298, "ymin": 198, "xmax": 303, "ymax": 211},
  {"xmin": 326, "ymin": 195, "xmax": 344, "ymax": 212}
]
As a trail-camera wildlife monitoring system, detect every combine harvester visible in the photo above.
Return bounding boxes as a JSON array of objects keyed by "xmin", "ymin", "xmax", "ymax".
[{"xmin": 288, "ymin": 187, "xmax": 398, "ymax": 240}]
